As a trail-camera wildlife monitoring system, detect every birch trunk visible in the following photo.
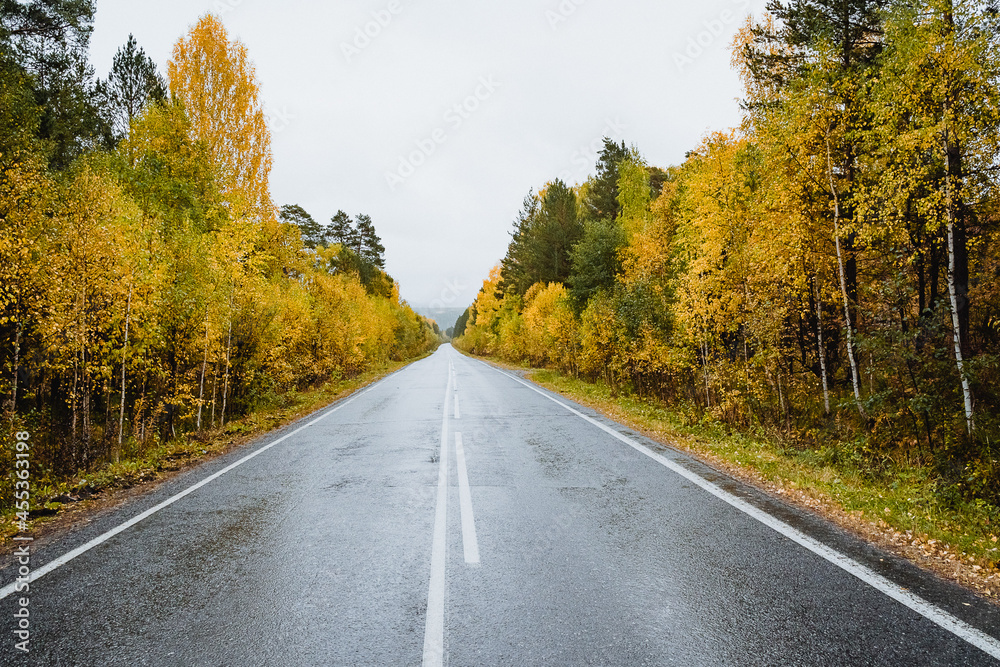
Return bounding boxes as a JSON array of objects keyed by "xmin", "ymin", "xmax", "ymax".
[
  {"xmin": 10, "ymin": 318, "xmax": 20, "ymax": 420},
  {"xmin": 702, "ymin": 337, "xmax": 711, "ymax": 408},
  {"xmin": 777, "ymin": 371, "xmax": 786, "ymax": 419},
  {"xmin": 82, "ymin": 342, "xmax": 90, "ymax": 467},
  {"xmin": 825, "ymin": 132, "xmax": 866, "ymax": 418},
  {"xmin": 118, "ymin": 285, "xmax": 132, "ymax": 451},
  {"xmin": 211, "ymin": 359, "xmax": 218, "ymax": 428},
  {"xmin": 943, "ymin": 130, "xmax": 975, "ymax": 434},
  {"xmin": 71, "ymin": 353, "xmax": 79, "ymax": 449},
  {"xmin": 197, "ymin": 319, "xmax": 209, "ymax": 430},
  {"xmin": 814, "ymin": 279, "xmax": 831, "ymax": 415},
  {"xmin": 221, "ymin": 316, "xmax": 233, "ymax": 426}
]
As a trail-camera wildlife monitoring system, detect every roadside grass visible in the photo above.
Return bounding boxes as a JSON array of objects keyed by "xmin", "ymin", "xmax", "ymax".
[
  {"xmin": 525, "ymin": 368, "xmax": 1000, "ymax": 595},
  {"xmin": 0, "ymin": 355, "xmax": 428, "ymax": 544}
]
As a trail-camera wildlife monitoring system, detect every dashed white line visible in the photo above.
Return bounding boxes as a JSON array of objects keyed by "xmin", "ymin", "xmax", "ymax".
[
  {"xmin": 422, "ymin": 362, "xmax": 452, "ymax": 667},
  {"xmin": 485, "ymin": 363, "xmax": 1000, "ymax": 662},
  {"xmin": 454, "ymin": 393, "xmax": 461, "ymax": 420},
  {"xmin": 454, "ymin": 432, "xmax": 480, "ymax": 565}
]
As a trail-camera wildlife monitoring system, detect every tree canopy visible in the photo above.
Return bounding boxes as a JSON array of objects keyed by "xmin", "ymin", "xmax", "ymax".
[
  {"xmin": 0, "ymin": 11, "xmax": 439, "ymax": 508},
  {"xmin": 457, "ymin": 0, "xmax": 1000, "ymax": 510}
]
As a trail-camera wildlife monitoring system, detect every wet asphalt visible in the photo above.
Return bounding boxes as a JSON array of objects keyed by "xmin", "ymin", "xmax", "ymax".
[{"xmin": 0, "ymin": 344, "xmax": 998, "ymax": 666}]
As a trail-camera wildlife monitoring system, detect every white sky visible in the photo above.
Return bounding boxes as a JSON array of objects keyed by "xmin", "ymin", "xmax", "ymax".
[{"xmin": 89, "ymin": 0, "xmax": 768, "ymax": 315}]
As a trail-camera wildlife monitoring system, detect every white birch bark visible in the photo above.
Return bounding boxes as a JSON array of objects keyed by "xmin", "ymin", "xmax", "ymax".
[
  {"xmin": 814, "ymin": 279, "xmax": 831, "ymax": 415},
  {"xmin": 943, "ymin": 130, "xmax": 975, "ymax": 434},
  {"xmin": 825, "ymin": 132, "xmax": 866, "ymax": 418}
]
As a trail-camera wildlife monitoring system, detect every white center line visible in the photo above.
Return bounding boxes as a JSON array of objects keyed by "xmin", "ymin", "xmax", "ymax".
[
  {"xmin": 454, "ymin": 432, "xmax": 480, "ymax": 565},
  {"xmin": 422, "ymin": 362, "xmax": 452, "ymax": 667},
  {"xmin": 454, "ymin": 393, "xmax": 461, "ymax": 420},
  {"xmin": 484, "ymin": 362, "xmax": 1000, "ymax": 662}
]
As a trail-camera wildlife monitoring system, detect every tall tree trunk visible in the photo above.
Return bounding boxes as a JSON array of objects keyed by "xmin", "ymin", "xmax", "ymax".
[
  {"xmin": 71, "ymin": 351, "xmax": 79, "ymax": 457},
  {"xmin": 82, "ymin": 256, "xmax": 91, "ymax": 467},
  {"xmin": 9, "ymin": 317, "xmax": 21, "ymax": 420},
  {"xmin": 82, "ymin": 342, "xmax": 90, "ymax": 468},
  {"xmin": 167, "ymin": 337, "xmax": 179, "ymax": 440},
  {"xmin": 197, "ymin": 318, "xmax": 209, "ymax": 430},
  {"xmin": 813, "ymin": 278, "xmax": 831, "ymax": 416},
  {"xmin": 916, "ymin": 247, "xmax": 926, "ymax": 316},
  {"xmin": 118, "ymin": 284, "xmax": 132, "ymax": 452},
  {"xmin": 211, "ymin": 359, "xmax": 218, "ymax": 428},
  {"xmin": 220, "ymin": 283, "xmax": 238, "ymax": 426},
  {"xmin": 929, "ymin": 238, "xmax": 941, "ymax": 312},
  {"xmin": 701, "ymin": 337, "xmax": 711, "ymax": 409},
  {"xmin": 777, "ymin": 371, "xmax": 786, "ymax": 422},
  {"xmin": 943, "ymin": 128, "xmax": 974, "ymax": 434},
  {"xmin": 940, "ymin": 1, "xmax": 974, "ymax": 434},
  {"xmin": 221, "ymin": 316, "xmax": 233, "ymax": 426},
  {"xmin": 825, "ymin": 132, "xmax": 865, "ymax": 418},
  {"xmin": 138, "ymin": 366, "xmax": 147, "ymax": 445},
  {"xmin": 842, "ymin": 95, "xmax": 859, "ymax": 331}
]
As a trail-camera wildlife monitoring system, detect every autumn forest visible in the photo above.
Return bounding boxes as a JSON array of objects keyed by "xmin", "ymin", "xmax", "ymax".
[
  {"xmin": 3, "ymin": 0, "xmax": 1000, "ymax": 530},
  {"xmin": 0, "ymin": 7, "xmax": 439, "ymax": 506},
  {"xmin": 456, "ymin": 1, "xmax": 1000, "ymax": 509}
]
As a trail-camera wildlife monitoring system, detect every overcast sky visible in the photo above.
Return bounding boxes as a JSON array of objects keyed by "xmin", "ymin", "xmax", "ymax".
[{"xmin": 89, "ymin": 0, "xmax": 768, "ymax": 315}]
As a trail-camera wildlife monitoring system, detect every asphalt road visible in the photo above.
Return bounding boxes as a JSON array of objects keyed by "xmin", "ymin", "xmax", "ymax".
[{"xmin": 1, "ymin": 344, "xmax": 999, "ymax": 666}]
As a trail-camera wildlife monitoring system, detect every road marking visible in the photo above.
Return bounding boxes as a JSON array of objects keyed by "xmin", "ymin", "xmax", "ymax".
[
  {"xmin": 0, "ymin": 380, "xmax": 387, "ymax": 602},
  {"xmin": 454, "ymin": 393, "xmax": 461, "ymax": 420},
  {"xmin": 485, "ymin": 364, "xmax": 1000, "ymax": 662},
  {"xmin": 422, "ymin": 363, "xmax": 452, "ymax": 667},
  {"xmin": 454, "ymin": 432, "xmax": 480, "ymax": 565}
]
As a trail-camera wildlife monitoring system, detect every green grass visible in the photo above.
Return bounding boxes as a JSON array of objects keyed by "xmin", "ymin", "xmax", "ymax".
[{"xmin": 529, "ymin": 368, "xmax": 1000, "ymax": 577}]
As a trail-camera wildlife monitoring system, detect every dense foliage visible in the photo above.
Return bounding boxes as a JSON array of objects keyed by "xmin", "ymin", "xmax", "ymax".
[
  {"xmin": 0, "ymin": 11, "xmax": 438, "ymax": 496},
  {"xmin": 457, "ymin": 0, "xmax": 1000, "ymax": 505}
]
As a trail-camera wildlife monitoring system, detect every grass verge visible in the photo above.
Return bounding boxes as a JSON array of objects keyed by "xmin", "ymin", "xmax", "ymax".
[
  {"xmin": 1, "ymin": 355, "xmax": 428, "ymax": 546},
  {"xmin": 524, "ymin": 366, "xmax": 1000, "ymax": 600}
]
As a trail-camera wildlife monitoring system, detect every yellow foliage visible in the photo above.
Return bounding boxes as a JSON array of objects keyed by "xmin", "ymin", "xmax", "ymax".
[
  {"xmin": 521, "ymin": 282, "xmax": 572, "ymax": 367},
  {"xmin": 168, "ymin": 14, "xmax": 273, "ymax": 223},
  {"xmin": 578, "ymin": 293, "xmax": 620, "ymax": 382}
]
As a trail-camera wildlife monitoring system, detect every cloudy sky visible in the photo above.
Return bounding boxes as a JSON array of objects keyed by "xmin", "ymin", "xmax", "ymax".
[{"xmin": 89, "ymin": 0, "xmax": 768, "ymax": 318}]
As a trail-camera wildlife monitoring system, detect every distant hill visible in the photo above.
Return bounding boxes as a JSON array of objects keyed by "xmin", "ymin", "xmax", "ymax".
[{"xmin": 412, "ymin": 306, "xmax": 468, "ymax": 333}]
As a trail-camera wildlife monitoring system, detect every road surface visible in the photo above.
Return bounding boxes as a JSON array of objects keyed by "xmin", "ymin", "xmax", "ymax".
[{"xmin": 1, "ymin": 344, "xmax": 998, "ymax": 665}]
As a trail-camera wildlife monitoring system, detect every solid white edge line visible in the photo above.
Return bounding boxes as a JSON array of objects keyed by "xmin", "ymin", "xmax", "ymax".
[
  {"xmin": 483, "ymin": 362, "xmax": 1000, "ymax": 662},
  {"xmin": 0, "ymin": 379, "xmax": 386, "ymax": 602},
  {"xmin": 455, "ymin": 432, "xmax": 480, "ymax": 565},
  {"xmin": 422, "ymin": 362, "xmax": 452, "ymax": 667}
]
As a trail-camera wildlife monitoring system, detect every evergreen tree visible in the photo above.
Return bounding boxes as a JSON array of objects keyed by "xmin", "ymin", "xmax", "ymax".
[
  {"xmin": 0, "ymin": 53, "xmax": 43, "ymax": 160},
  {"xmin": 96, "ymin": 34, "xmax": 166, "ymax": 141},
  {"xmin": 1, "ymin": 0, "xmax": 107, "ymax": 168},
  {"xmin": 583, "ymin": 138, "xmax": 629, "ymax": 222},
  {"xmin": 568, "ymin": 217, "xmax": 625, "ymax": 307},
  {"xmin": 453, "ymin": 307, "xmax": 472, "ymax": 338},
  {"xmin": 499, "ymin": 190, "xmax": 539, "ymax": 295},
  {"xmin": 355, "ymin": 213, "xmax": 385, "ymax": 268},
  {"xmin": 752, "ymin": 0, "xmax": 888, "ymax": 81},
  {"xmin": 279, "ymin": 204, "xmax": 323, "ymax": 248},
  {"xmin": 499, "ymin": 181, "xmax": 582, "ymax": 296},
  {"xmin": 533, "ymin": 179, "xmax": 582, "ymax": 284},
  {"xmin": 327, "ymin": 210, "xmax": 357, "ymax": 247}
]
